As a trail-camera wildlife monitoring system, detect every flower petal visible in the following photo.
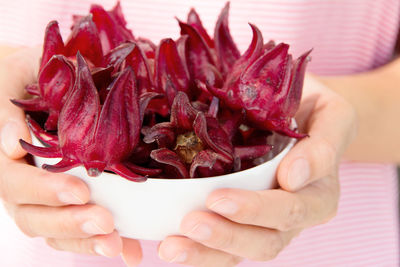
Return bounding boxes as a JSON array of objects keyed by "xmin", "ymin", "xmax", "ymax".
[
  {"xmin": 139, "ymin": 92, "xmax": 163, "ymax": 124},
  {"xmin": 214, "ymin": 2, "xmax": 240, "ymax": 76},
  {"xmin": 58, "ymin": 52, "xmax": 100, "ymax": 161},
  {"xmin": 103, "ymin": 42, "xmax": 135, "ymax": 71},
  {"xmin": 10, "ymin": 98, "xmax": 47, "ymax": 111},
  {"xmin": 156, "ymin": 38, "xmax": 190, "ymax": 105},
  {"xmin": 109, "ymin": 1, "xmax": 128, "ymax": 27},
  {"xmin": 187, "ymin": 8, "xmax": 214, "ymax": 48},
  {"xmin": 143, "ymin": 122, "xmax": 175, "ymax": 148},
  {"xmin": 218, "ymin": 108, "xmax": 244, "ymax": 141},
  {"xmin": 124, "ymin": 162, "xmax": 162, "ymax": 177},
  {"xmin": 25, "ymin": 84, "xmax": 40, "ymax": 96},
  {"xmin": 150, "ymin": 148, "xmax": 188, "ymax": 178},
  {"xmin": 129, "ymin": 140, "xmax": 155, "ymax": 165},
  {"xmin": 263, "ymin": 40, "xmax": 276, "ymax": 51},
  {"xmin": 65, "ymin": 15, "xmax": 103, "ymax": 66},
  {"xmin": 42, "ymin": 158, "xmax": 80, "ymax": 172},
  {"xmin": 193, "ymin": 112, "xmax": 233, "ymax": 161},
  {"xmin": 234, "ymin": 145, "xmax": 271, "ymax": 160},
  {"xmin": 38, "ymin": 55, "xmax": 75, "ymax": 130},
  {"xmin": 19, "ymin": 139, "xmax": 61, "ymax": 158},
  {"xmin": 125, "ymin": 43, "xmax": 155, "ymax": 94},
  {"xmin": 170, "ymin": 92, "xmax": 198, "ymax": 131},
  {"xmin": 92, "ymin": 66, "xmax": 114, "ymax": 103},
  {"xmin": 89, "ymin": 4, "xmax": 134, "ymax": 54},
  {"xmin": 178, "ymin": 20, "xmax": 222, "ymax": 87},
  {"xmin": 137, "ymin": 37, "xmax": 157, "ymax": 59},
  {"xmin": 92, "ymin": 67, "xmax": 140, "ymax": 165},
  {"xmin": 26, "ymin": 116, "xmax": 59, "ymax": 147},
  {"xmin": 40, "ymin": 21, "xmax": 64, "ymax": 72},
  {"xmin": 175, "ymin": 35, "xmax": 191, "ymax": 83},
  {"xmin": 190, "ymin": 149, "xmax": 229, "ymax": 178},
  {"xmin": 207, "ymin": 96, "xmax": 219, "ymax": 118},
  {"xmin": 208, "ymin": 23, "xmax": 264, "ymax": 110},
  {"xmin": 281, "ymin": 49, "xmax": 312, "ymax": 117},
  {"xmin": 108, "ymin": 163, "xmax": 146, "ymax": 182}
]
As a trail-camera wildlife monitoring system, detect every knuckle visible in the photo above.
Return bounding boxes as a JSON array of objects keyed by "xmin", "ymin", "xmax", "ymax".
[
  {"xmin": 223, "ymin": 255, "xmax": 242, "ymax": 267},
  {"xmin": 0, "ymin": 183, "xmax": 10, "ymax": 203},
  {"xmin": 254, "ymin": 233, "xmax": 284, "ymax": 261},
  {"xmin": 31, "ymin": 171, "xmax": 54, "ymax": 202},
  {"xmin": 320, "ymin": 175, "xmax": 340, "ymax": 225},
  {"xmin": 326, "ymin": 206, "xmax": 338, "ymax": 223},
  {"xmin": 45, "ymin": 238, "xmax": 61, "ymax": 251},
  {"xmin": 13, "ymin": 207, "xmax": 36, "ymax": 238},
  {"xmin": 240, "ymin": 193, "xmax": 264, "ymax": 222},
  {"xmin": 348, "ymin": 106, "xmax": 358, "ymax": 141},
  {"xmin": 323, "ymin": 195, "xmax": 339, "ymax": 224},
  {"xmin": 77, "ymin": 237, "xmax": 93, "ymax": 254},
  {"xmin": 58, "ymin": 212, "xmax": 75, "ymax": 234},
  {"xmin": 0, "ymin": 171, "xmax": 12, "ymax": 203},
  {"xmin": 2, "ymin": 202, "xmax": 15, "ymax": 218},
  {"xmin": 280, "ymin": 198, "xmax": 306, "ymax": 231},
  {"xmin": 214, "ymin": 225, "xmax": 235, "ymax": 250}
]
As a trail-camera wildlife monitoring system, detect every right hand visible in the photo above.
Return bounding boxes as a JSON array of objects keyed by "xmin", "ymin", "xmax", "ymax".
[{"xmin": 0, "ymin": 47, "xmax": 142, "ymax": 266}]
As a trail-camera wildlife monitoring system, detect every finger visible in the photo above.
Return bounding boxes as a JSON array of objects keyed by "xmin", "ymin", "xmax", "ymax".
[
  {"xmin": 278, "ymin": 76, "xmax": 357, "ymax": 191},
  {"xmin": 46, "ymin": 230, "xmax": 123, "ymax": 258},
  {"xmin": 121, "ymin": 238, "xmax": 143, "ymax": 267},
  {"xmin": 159, "ymin": 236, "xmax": 242, "ymax": 267},
  {"xmin": 0, "ymin": 47, "xmax": 41, "ymax": 159},
  {"xmin": 0, "ymin": 159, "xmax": 90, "ymax": 206},
  {"xmin": 180, "ymin": 211, "xmax": 298, "ymax": 262},
  {"xmin": 9, "ymin": 203, "xmax": 115, "ymax": 239},
  {"xmin": 207, "ymin": 177, "xmax": 339, "ymax": 231}
]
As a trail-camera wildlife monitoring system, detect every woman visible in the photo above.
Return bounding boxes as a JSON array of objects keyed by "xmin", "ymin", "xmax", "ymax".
[{"xmin": 0, "ymin": 0, "xmax": 398, "ymax": 266}]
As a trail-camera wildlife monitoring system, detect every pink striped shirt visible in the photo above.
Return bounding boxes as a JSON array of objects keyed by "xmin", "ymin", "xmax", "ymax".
[{"xmin": 0, "ymin": 0, "xmax": 398, "ymax": 266}]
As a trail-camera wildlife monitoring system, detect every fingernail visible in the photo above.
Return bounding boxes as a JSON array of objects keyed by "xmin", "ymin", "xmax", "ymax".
[
  {"xmin": 81, "ymin": 221, "xmax": 107, "ymax": 235},
  {"xmin": 58, "ymin": 192, "xmax": 85, "ymax": 205},
  {"xmin": 209, "ymin": 198, "xmax": 238, "ymax": 215},
  {"xmin": 184, "ymin": 223, "xmax": 212, "ymax": 241},
  {"xmin": 288, "ymin": 158, "xmax": 310, "ymax": 190},
  {"xmin": 0, "ymin": 120, "xmax": 20, "ymax": 157},
  {"xmin": 158, "ymin": 243, "xmax": 187, "ymax": 263},
  {"xmin": 94, "ymin": 244, "xmax": 111, "ymax": 257}
]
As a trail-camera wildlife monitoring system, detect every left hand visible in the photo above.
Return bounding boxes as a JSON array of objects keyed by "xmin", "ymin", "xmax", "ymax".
[
  {"xmin": 0, "ymin": 47, "xmax": 143, "ymax": 267},
  {"xmin": 157, "ymin": 74, "xmax": 357, "ymax": 266}
]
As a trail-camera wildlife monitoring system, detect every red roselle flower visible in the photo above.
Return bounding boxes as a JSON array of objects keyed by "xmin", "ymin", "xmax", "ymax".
[
  {"xmin": 11, "ymin": 55, "xmax": 75, "ymax": 130},
  {"xmin": 208, "ymin": 23, "xmax": 312, "ymax": 138},
  {"xmin": 143, "ymin": 92, "xmax": 271, "ymax": 178},
  {"xmin": 71, "ymin": 1, "xmax": 134, "ymax": 55},
  {"xmin": 15, "ymin": 2, "xmax": 310, "ymax": 181},
  {"xmin": 20, "ymin": 53, "xmax": 157, "ymax": 182}
]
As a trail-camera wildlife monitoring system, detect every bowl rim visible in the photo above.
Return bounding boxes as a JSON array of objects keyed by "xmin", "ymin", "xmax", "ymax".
[{"xmin": 31, "ymin": 121, "xmax": 297, "ymax": 182}]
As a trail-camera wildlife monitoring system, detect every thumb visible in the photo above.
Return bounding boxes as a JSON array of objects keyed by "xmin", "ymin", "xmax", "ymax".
[
  {"xmin": 0, "ymin": 47, "xmax": 41, "ymax": 159},
  {"xmin": 277, "ymin": 76, "xmax": 357, "ymax": 192}
]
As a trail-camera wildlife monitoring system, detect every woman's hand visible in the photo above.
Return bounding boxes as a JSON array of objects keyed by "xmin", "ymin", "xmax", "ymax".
[
  {"xmin": 157, "ymin": 74, "xmax": 357, "ymax": 266},
  {"xmin": 0, "ymin": 47, "xmax": 142, "ymax": 266}
]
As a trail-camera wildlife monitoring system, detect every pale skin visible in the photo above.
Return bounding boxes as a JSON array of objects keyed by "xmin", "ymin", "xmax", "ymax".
[{"xmin": 0, "ymin": 44, "xmax": 397, "ymax": 267}]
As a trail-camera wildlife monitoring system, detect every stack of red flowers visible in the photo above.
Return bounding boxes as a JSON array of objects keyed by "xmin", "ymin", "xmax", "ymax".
[{"xmin": 12, "ymin": 2, "xmax": 311, "ymax": 182}]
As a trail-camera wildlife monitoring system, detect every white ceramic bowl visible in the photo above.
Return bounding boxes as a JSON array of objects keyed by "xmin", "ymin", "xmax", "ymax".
[{"xmin": 32, "ymin": 130, "xmax": 295, "ymax": 240}]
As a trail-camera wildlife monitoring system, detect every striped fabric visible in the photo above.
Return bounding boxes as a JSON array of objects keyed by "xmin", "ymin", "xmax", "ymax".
[{"xmin": 0, "ymin": 0, "xmax": 399, "ymax": 266}]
